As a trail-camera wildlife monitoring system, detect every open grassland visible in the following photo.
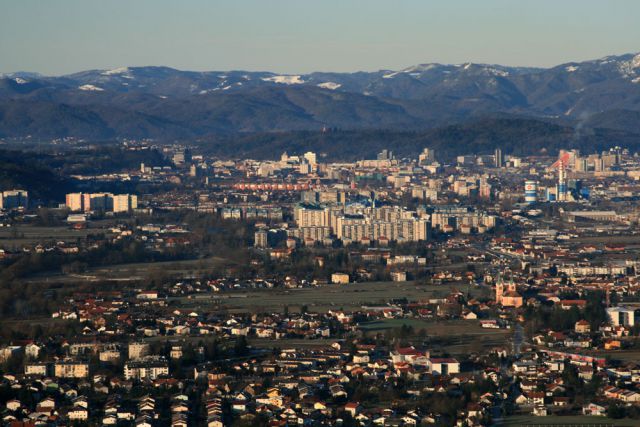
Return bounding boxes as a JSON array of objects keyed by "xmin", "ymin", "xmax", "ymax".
[
  {"xmin": 573, "ymin": 234, "xmax": 640, "ymax": 246},
  {"xmin": 78, "ymin": 256, "xmax": 228, "ymax": 279},
  {"xmin": 359, "ymin": 318, "xmax": 504, "ymax": 336},
  {"xmin": 173, "ymin": 281, "xmax": 492, "ymax": 313},
  {"xmin": 23, "ymin": 256, "xmax": 228, "ymax": 284},
  {"xmin": 0, "ymin": 225, "xmax": 99, "ymax": 248},
  {"xmin": 241, "ymin": 318, "xmax": 511, "ymax": 355},
  {"xmin": 500, "ymin": 415, "xmax": 638, "ymax": 426},
  {"xmin": 359, "ymin": 318, "xmax": 511, "ymax": 355},
  {"xmin": 590, "ymin": 348, "xmax": 640, "ymax": 363}
]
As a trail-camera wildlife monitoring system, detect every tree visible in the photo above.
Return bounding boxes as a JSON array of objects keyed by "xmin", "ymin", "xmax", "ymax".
[{"xmin": 234, "ymin": 336, "xmax": 249, "ymax": 357}]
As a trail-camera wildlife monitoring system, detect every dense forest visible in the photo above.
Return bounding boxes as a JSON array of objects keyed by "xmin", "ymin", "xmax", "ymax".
[
  {"xmin": 0, "ymin": 146, "xmax": 171, "ymax": 203},
  {"xmin": 195, "ymin": 117, "xmax": 640, "ymax": 161}
]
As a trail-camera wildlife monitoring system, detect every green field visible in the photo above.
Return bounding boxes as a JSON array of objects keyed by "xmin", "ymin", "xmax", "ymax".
[
  {"xmin": 23, "ymin": 256, "xmax": 228, "ymax": 284},
  {"xmin": 359, "ymin": 318, "xmax": 502, "ymax": 335},
  {"xmin": 173, "ymin": 281, "xmax": 492, "ymax": 313},
  {"xmin": 359, "ymin": 318, "xmax": 511, "ymax": 354},
  {"xmin": 590, "ymin": 348, "xmax": 640, "ymax": 363},
  {"xmin": 0, "ymin": 225, "xmax": 99, "ymax": 248},
  {"xmin": 572, "ymin": 235, "xmax": 640, "ymax": 246},
  {"xmin": 500, "ymin": 415, "xmax": 638, "ymax": 426}
]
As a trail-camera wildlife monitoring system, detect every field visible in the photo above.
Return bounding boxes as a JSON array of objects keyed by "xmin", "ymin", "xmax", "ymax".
[
  {"xmin": 590, "ymin": 348, "xmax": 640, "ymax": 363},
  {"xmin": 173, "ymin": 281, "xmax": 492, "ymax": 313},
  {"xmin": 243, "ymin": 319, "xmax": 510, "ymax": 355},
  {"xmin": 169, "ymin": 283, "xmax": 504, "ymax": 355},
  {"xmin": 500, "ymin": 415, "xmax": 638, "ymax": 426},
  {"xmin": 0, "ymin": 225, "xmax": 98, "ymax": 248},
  {"xmin": 359, "ymin": 317, "xmax": 511, "ymax": 354},
  {"xmin": 22, "ymin": 256, "xmax": 229, "ymax": 284},
  {"xmin": 572, "ymin": 235, "xmax": 640, "ymax": 246},
  {"xmin": 359, "ymin": 318, "xmax": 505, "ymax": 336}
]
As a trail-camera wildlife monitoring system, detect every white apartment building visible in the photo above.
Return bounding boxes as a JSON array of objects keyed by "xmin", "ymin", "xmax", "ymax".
[{"xmin": 124, "ymin": 356, "xmax": 169, "ymax": 380}]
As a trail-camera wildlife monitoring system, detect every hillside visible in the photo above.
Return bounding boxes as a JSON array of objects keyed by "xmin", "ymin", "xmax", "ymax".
[
  {"xmin": 195, "ymin": 118, "xmax": 640, "ymax": 161},
  {"xmin": 0, "ymin": 151, "xmax": 71, "ymax": 201},
  {"xmin": 1, "ymin": 53, "xmax": 640, "ymax": 145}
]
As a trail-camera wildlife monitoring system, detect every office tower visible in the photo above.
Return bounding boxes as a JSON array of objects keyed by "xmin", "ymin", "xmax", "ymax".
[
  {"xmin": 419, "ymin": 148, "xmax": 436, "ymax": 164},
  {"xmin": 377, "ymin": 149, "xmax": 393, "ymax": 161},
  {"xmin": 494, "ymin": 148, "xmax": 504, "ymax": 168},
  {"xmin": 303, "ymin": 151, "xmax": 317, "ymax": 166},
  {"xmin": 524, "ymin": 180, "xmax": 538, "ymax": 204},
  {"xmin": 557, "ymin": 160, "xmax": 568, "ymax": 201}
]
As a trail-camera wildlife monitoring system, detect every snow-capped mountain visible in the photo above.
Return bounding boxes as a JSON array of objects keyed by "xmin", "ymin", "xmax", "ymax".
[{"xmin": 1, "ymin": 53, "xmax": 640, "ymax": 139}]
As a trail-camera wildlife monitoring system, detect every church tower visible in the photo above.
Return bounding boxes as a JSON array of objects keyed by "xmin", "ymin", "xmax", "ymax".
[
  {"xmin": 495, "ymin": 275, "xmax": 504, "ymax": 304},
  {"xmin": 508, "ymin": 277, "xmax": 517, "ymax": 294}
]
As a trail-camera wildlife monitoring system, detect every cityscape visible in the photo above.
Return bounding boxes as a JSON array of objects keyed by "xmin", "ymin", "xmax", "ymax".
[{"xmin": 3, "ymin": 1, "xmax": 640, "ymax": 426}]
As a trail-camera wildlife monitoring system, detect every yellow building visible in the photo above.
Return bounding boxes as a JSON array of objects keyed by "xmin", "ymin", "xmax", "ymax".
[
  {"xmin": 495, "ymin": 276, "xmax": 523, "ymax": 308},
  {"xmin": 54, "ymin": 361, "xmax": 89, "ymax": 378},
  {"xmin": 331, "ymin": 273, "xmax": 350, "ymax": 284}
]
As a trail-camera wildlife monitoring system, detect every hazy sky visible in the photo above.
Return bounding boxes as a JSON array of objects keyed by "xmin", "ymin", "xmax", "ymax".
[{"xmin": 2, "ymin": 0, "xmax": 639, "ymax": 75}]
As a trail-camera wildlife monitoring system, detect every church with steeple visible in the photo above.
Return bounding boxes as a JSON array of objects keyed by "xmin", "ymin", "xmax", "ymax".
[{"xmin": 495, "ymin": 275, "xmax": 523, "ymax": 308}]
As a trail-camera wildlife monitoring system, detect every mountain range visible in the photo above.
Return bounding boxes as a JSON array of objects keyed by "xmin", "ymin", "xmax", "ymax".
[{"xmin": 1, "ymin": 53, "xmax": 640, "ymax": 142}]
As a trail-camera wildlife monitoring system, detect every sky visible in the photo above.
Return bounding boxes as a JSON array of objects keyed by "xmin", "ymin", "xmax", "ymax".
[{"xmin": 1, "ymin": 0, "xmax": 640, "ymax": 75}]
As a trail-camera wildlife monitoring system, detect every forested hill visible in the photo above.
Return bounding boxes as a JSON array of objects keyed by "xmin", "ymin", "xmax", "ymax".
[
  {"xmin": 0, "ymin": 151, "xmax": 71, "ymax": 201},
  {"xmin": 195, "ymin": 118, "xmax": 640, "ymax": 161},
  {"xmin": 3, "ymin": 53, "xmax": 640, "ymax": 139}
]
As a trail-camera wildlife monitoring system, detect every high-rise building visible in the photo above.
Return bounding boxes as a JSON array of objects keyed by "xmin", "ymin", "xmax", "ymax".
[
  {"xmin": 172, "ymin": 149, "xmax": 191, "ymax": 167},
  {"xmin": 494, "ymin": 148, "xmax": 504, "ymax": 168},
  {"xmin": 1, "ymin": 190, "xmax": 29, "ymax": 210},
  {"xmin": 83, "ymin": 193, "xmax": 113, "ymax": 212},
  {"xmin": 557, "ymin": 159, "xmax": 568, "ymax": 201},
  {"xmin": 113, "ymin": 194, "xmax": 138, "ymax": 213},
  {"xmin": 524, "ymin": 180, "xmax": 538, "ymax": 204},
  {"xmin": 419, "ymin": 148, "xmax": 436, "ymax": 164},
  {"xmin": 301, "ymin": 190, "xmax": 347, "ymax": 205},
  {"xmin": 66, "ymin": 193, "xmax": 84, "ymax": 212},
  {"xmin": 575, "ymin": 158, "xmax": 589, "ymax": 172},
  {"xmin": 295, "ymin": 205, "xmax": 330, "ymax": 228},
  {"xmin": 377, "ymin": 149, "xmax": 393, "ymax": 161},
  {"xmin": 254, "ymin": 229, "xmax": 268, "ymax": 248},
  {"xmin": 66, "ymin": 193, "xmax": 137, "ymax": 213},
  {"xmin": 303, "ymin": 151, "xmax": 317, "ymax": 165}
]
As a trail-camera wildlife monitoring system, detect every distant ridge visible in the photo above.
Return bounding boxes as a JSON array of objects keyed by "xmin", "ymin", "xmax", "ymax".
[{"xmin": 1, "ymin": 52, "xmax": 640, "ymax": 140}]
